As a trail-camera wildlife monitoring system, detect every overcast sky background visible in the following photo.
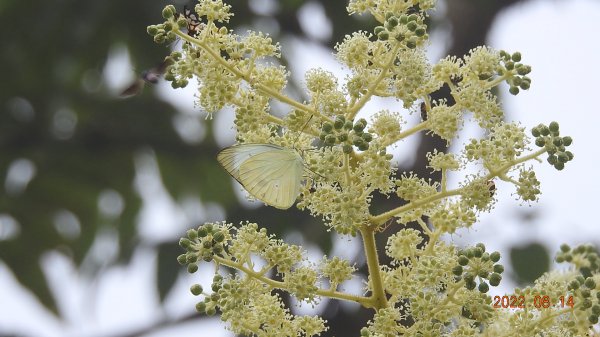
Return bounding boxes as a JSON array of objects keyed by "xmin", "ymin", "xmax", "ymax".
[{"xmin": 1, "ymin": 0, "xmax": 599, "ymax": 336}]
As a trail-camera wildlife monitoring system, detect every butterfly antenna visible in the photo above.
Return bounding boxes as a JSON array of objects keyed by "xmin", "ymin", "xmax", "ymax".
[{"xmin": 292, "ymin": 114, "xmax": 314, "ymax": 147}]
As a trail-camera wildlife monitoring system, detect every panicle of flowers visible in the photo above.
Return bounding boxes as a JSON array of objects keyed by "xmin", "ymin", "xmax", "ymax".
[{"xmin": 152, "ymin": 0, "xmax": 583, "ymax": 336}]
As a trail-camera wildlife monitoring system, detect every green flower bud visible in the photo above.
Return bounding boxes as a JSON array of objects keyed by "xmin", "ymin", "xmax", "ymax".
[
  {"xmin": 505, "ymin": 61, "xmax": 514, "ymax": 70},
  {"xmin": 198, "ymin": 226, "xmax": 208, "ymax": 237},
  {"xmin": 493, "ymin": 264, "xmax": 504, "ymax": 274},
  {"xmin": 554, "ymin": 162, "xmax": 564, "ymax": 170},
  {"xmin": 490, "ymin": 251, "xmax": 501, "ymax": 262},
  {"xmin": 406, "ymin": 38, "xmax": 417, "ymax": 49},
  {"xmin": 195, "ymin": 301, "xmax": 206, "ymax": 313},
  {"xmin": 489, "ymin": 273, "xmax": 502, "ymax": 286},
  {"xmin": 407, "ymin": 14, "xmax": 418, "ymax": 22},
  {"xmin": 585, "ymin": 278, "xmax": 596, "ymax": 289},
  {"xmin": 322, "ymin": 122, "xmax": 333, "ymax": 133},
  {"xmin": 147, "ymin": 25, "xmax": 159, "ymax": 36},
  {"xmin": 358, "ymin": 143, "xmax": 369, "ymax": 151},
  {"xmin": 187, "ymin": 229, "xmax": 198, "ymax": 240},
  {"xmin": 177, "ymin": 254, "xmax": 187, "ymax": 265},
  {"xmin": 387, "ymin": 16, "xmax": 399, "ymax": 28},
  {"xmin": 319, "ymin": 131, "xmax": 327, "ymax": 141},
  {"xmin": 476, "ymin": 243, "xmax": 486, "ymax": 252},
  {"xmin": 162, "ymin": 5, "xmax": 176, "ymax": 19},
  {"xmin": 478, "ymin": 270, "xmax": 489, "ymax": 278},
  {"xmin": 478, "ymin": 282, "xmax": 490, "ymax": 293},
  {"xmin": 415, "ymin": 28, "xmax": 426, "ymax": 37},
  {"xmin": 511, "ymin": 52, "xmax": 522, "ymax": 62},
  {"xmin": 509, "ymin": 86, "xmax": 519, "ymax": 95},
  {"xmin": 187, "ymin": 264, "xmax": 199, "ymax": 273},
  {"xmin": 458, "ymin": 256, "xmax": 469, "ymax": 266},
  {"xmin": 535, "ymin": 138, "xmax": 545, "ymax": 147},
  {"xmin": 342, "ymin": 144, "xmax": 353, "ymax": 154},
  {"xmin": 374, "ymin": 26, "xmax": 386, "ymax": 35},
  {"xmin": 179, "ymin": 238, "xmax": 192, "ymax": 249},
  {"xmin": 557, "ymin": 152, "xmax": 569, "ymax": 163},
  {"xmin": 186, "ymin": 254, "xmax": 198, "ymax": 263},
  {"xmin": 177, "ymin": 18, "xmax": 188, "ymax": 29},
  {"xmin": 213, "ymin": 231, "xmax": 225, "ymax": 243},
  {"xmin": 361, "ymin": 133, "xmax": 373, "ymax": 142},
  {"xmin": 399, "ymin": 15, "xmax": 408, "ymax": 24},
  {"xmin": 338, "ymin": 133, "xmax": 348, "ymax": 142},
  {"xmin": 562, "ymin": 136, "xmax": 573, "ymax": 146},
  {"xmin": 465, "ymin": 279, "xmax": 477, "ymax": 290},
  {"xmin": 377, "ymin": 31, "xmax": 390, "ymax": 40},
  {"xmin": 334, "ymin": 115, "xmax": 345, "ymax": 129},
  {"xmin": 517, "ymin": 65, "xmax": 532, "ymax": 75},
  {"xmin": 549, "ymin": 121, "xmax": 559, "ymax": 133},
  {"xmin": 191, "ymin": 284, "xmax": 203, "ymax": 296},
  {"xmin": 343, "ymin": 121, "xmax": 353, "ymax": 130},
  {"xmin": 531, "ymin": 127, "xmax": 541, "ymax": 137},
  {"xmin": 540, "ymin": 125, "xmax": 550, "ymax": 136},
  {"xmin": 206, "ymin": 307, "xmax": 216, "ymax": 316},
  {"xmin": 589, "ymin": 315, "xmax": 599, "ymax": 324},
  {"xmin": 452, "ymin": 265, "xmax": 463, "ymax": 276},
  {"xmin": 395, "ymin": 33, "xmax": 405, "ymax": 42},
  {"xmin": 324, "ymin": 135, "xmax": 336, "ymax": 146}
]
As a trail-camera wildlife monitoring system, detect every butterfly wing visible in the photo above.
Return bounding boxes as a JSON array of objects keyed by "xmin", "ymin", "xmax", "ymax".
[
  {"xmin": 217, "ymin": 144, "xmax": 286, "ymax": 181},
  {"xmin": 238, "ymin": 149, "xmax": 303, "ymax": 209}
]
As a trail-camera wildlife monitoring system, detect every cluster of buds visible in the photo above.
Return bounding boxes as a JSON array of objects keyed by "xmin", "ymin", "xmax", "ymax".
[
  {"xmin": 374, "ymin": 12, "xmax": 428, "ymax": 49},
  {"xmin": 320, "ymin": 116, "xmax": 373, "ymax": 152},
  {"xmin": 532, "ymin": 122, "xmax": 574, "ymax": 170},
  {"xmin": 453, "ymin": 243, "xmax": 504, "ymax": 293}
]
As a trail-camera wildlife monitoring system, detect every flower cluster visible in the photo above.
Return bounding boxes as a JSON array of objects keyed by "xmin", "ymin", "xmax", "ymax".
[{"xmin": 148, "ymin": 0, "xmax": 585, "ymax": 336}]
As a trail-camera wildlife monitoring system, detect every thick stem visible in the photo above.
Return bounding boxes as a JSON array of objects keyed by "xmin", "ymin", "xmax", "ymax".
[{"xmin": 360, "ymin": 227, "xmax": 388, "ymax": 309}]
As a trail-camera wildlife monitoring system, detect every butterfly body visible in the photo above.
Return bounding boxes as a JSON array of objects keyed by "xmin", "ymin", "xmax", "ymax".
[{"xmin": 217, "ymin": 144, "xmax": 306, "ymax": 209}]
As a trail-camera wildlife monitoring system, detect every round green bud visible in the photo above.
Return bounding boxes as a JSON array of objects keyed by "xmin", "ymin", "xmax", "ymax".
[
  {"xmin": 352, "ymin": 136, "xmax": 364, "ymax": 147},
  {"xmin": 499, "ymin": 50, "xmax": 509, "ymax": 59},
  {"xmin": 377, "ymin": 31, "xmax": 390, "ymax": 41},
  {"xmin": 478, "ymin": 282, "xmax": 490, "ymax": 293},
  {"xmin": 582, "ymin": 298, "xmax": 593, "ymax": 309},
  {"xmin": 322, "ymin": 122, "xmax": 333, "ymax": 133},
  {"xmin": 374, "ymin": 26, "xmax": 386, "ymax": 35},
  {"xmin": 395, "ymin": 33, "xmax": 405, "ymax": 42},
  {"xmin": 585, "ymin": 278, "xmax": 596, "ymax": 289},
  {"xmin": 353, "ymin": 122, "xmax": 366, "ymax": 133},
  {"xmin": 415, "ymin": 28, "xmax": 426, "ymax": 37},
  {"xmin": 198, "ymin": 226, "xmax": 208, "ymax": 237},
  {"xmin": 213, "ymin": 274, "xmax": 223, "ymax": 283},
  {"xmin": 458, "ymin": 256, "xmax": 469, "ymax": 266},
  {"xmin": 342, "ymin": 144, "xmax": 353, "ymax": 154},
  {"xmin": 154, "ymin": 33, "xmax": 166, "ymax": 44},
  {"xmin": 406, "ymin": 39, "xmax": 417, "ymax": 49},
  {"xmin": 557, "ymin": 152, "xmax": 569, "ymax": 163},
  {"xmin": 210, "ymin": 292, "xmax": 220, "ymax": 302},
  {"xmin": 187, "ymin": 229, "xmax": 198, "ymax": 240},
  {"xmin": 505, "ymin": 61, "xmax": 514, "ymax": 70},
  {"xmin": 212, "ymin": 245, "xmax": 223, "ymax": 254},
  {"xmin": 358, "ymin": 143, "xmax": 369, "ymax": 151},
  {"xmin": 213, "ymin": 231, "xmax": 225, "ymax": 243},
  {"xmin": 465, "ymin": 249, "xmax": 475, "ymax": 259},
  {"xmin": 549, "ymin": 121, "xmax": 559, "ymax": 133},
  {"xmin": 202, "ymin": 240, "xmax": 213, "ymax": 249},
  {"xmin": 589, "ymin": 315, "xmax": 599, "ymax": 324},
  {"xmin": 195, "ymin": 301, "xmax": 206, "ymax": 313},
  {"xmin": 186, "ymin": 254, "xmax": 198, "ymax": 263},
  {"xmin": 206, "ymin": 307, "xmax": 216, "ymax": 316},
  {"xmin": 407, "ymin": 14, "xmax": 418, "ymax": 22},
  {"xmin": 147, "ymin": 25, "xmax": 159, "ymax": 36},
  {"xmin": 191, "ymin": 284, "xmax": 203, "ymax": 296},
  {"xmin": 553, "ymin": 137, "xmax": 563, "ymax": 147},
  {"xmin": 387, "ymin": 16, "xmax": 399, "ymax": 28},
  {"xmin": 360, "ymin": 327, "xmax": 371, "ymax": 337},
  {"xmin": 475, "ymin": 243, "xmax": 486, "ymax": 252},
  {"xmin": 540, "ymin": 125, "xmax": 550, "ymax": 136},
  {"xmin": 399, "ymin": 15, "xmax": 408, "ymax": 24},
  {"xmin": 512, "ymin": 77, "xmax": 522, "ymax": 86},
  {"xmin": 464, "ymin": 273, "xmax": 474, "ymax": 283},
  {"xmin": 556, "ymin": 255, "xmax": 565, "ymax": 263},
  {"xmin": 534, "ymin": 138, "xmax": 545, "ymax": 147},
  {"xmin": 490, "ymin": 251, "xmax": 501, "ymax": 262},
  {"xmin": 319, "ymin": 131, "xmax": 327, "ymax": 141},
  {"xmin": 562, "ymin": 136, "xmax": 573, "ymax": 146},
  {"xmin": 177, "ymin": 18, "xmax": 188, "ymax": 29},
  {"xmin": 473, "ymin": 247, "xmax": 483, "ymax": 258},
  {"xmin": 202, "ymin": 252, "xmax": 213, "ymax": 262},
  {"xmin": 162, "ymin": 5, "xmax": 176, "ymax": 19},
  {"xmin": 493, "ymin": 264, "xmax": 504, "ymax": 274},
  {"xmin": 179, "ymin": 238, "xmax": 192, "ymax": 249},
  {"xmin": 187, "ymin": 264, "xmax": 199, "ymax": 273},
  {"xmin": 568, "ymin": 280, "xmax": 580, "ymax": 290},
  {"xmin": 452, "ymin": 265, "xmax": 463, "ymax": 276},
  {"xmin": 465, "ymin": 279, "xmax": 477, "ymax": 290},
  {"xmin": 489, "ymin": 273, "xmax": 502, "ymax": 286},
  {"xmin": 517, "ymin": 65, "xmax": 532, "ymax": 75},
  {"xmin": 338, "ymin": 133, "xmax": 348, "ymax": 142},
  {"xmin": 582, "ymin": 289, "xmax": 592, "ymax": 299},
  {"xmin": 343, "ymin": 121, "xmax": 353, "ymax": 130},
  {"xmin": 565, "ymin": 151, "xmax": 574, "ymax": 160},
  {"xmin": 531, "ymin": 127, "xmax": 541, "ymax": 137},
  {"xmin": 324, "ymin": 135, "xmax": 336, "ymax": 146},
  {"xmin": 519, "ymin": 81, "xmax": 530, "ymax": 90},
  {"xmin": 509, "ymin": 86, "xmax": 519, "ymax": 95},
  {"xmin": 385, "ymin": 12, "xmax": 394, "ymax": 20},
  {"xmin": 177, "ymin": 254, "xmax": 187, "ymax": 265},
  {"xmin": 511, "ymin": 52, "xmax": 522, "ymax": 62},
  {"xmin": 163, "ymin": 22, "xmax": 173, "ymax": 32},
  {"xmin": 592, "ymin": 305, "xmax": 600, "ymax": 316},
  {"xmin": 547, "ymin": 155, "xmax": 557, "ymax": 165},
  {"xmin": 478, "ymin": 270, "xmax": 489, "ymax": 278},
  {"xmin": 554, "ymin": 162, "xmax": 564, "ymax": 170},
  {"xmin": 361, "ymin": 133, "xmax": 373, "ymax": 142}
]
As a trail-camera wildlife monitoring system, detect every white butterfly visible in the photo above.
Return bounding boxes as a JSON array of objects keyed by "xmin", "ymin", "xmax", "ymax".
[{"xmin": 217, "ymin": 144, "xmax": 307, "ymax": 209}]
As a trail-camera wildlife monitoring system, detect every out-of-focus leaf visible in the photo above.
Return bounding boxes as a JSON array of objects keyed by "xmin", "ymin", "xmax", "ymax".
[
  {"xmin": 510, "ymin": 242, "xmax": 550, "ymax": 285},
  {"xmin": 157, "ymin": 242, "xmax": 183, "ymax": 302}
]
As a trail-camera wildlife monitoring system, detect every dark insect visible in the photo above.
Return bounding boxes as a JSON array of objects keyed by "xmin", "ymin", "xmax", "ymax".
[
  {"xmin": 183, "ymin": 5, "xmax": 202, "ymax": 37},
  {"xmin": 420, "ymin": 102, "xmax": 428, "ymax": 121},
  {"xmin": 487, "ymin": 180, "xmax": 496, "ymax": 197},
  {"xmin": 119, "ymin": 60, "xmax": 168, "ymax": 97}
]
